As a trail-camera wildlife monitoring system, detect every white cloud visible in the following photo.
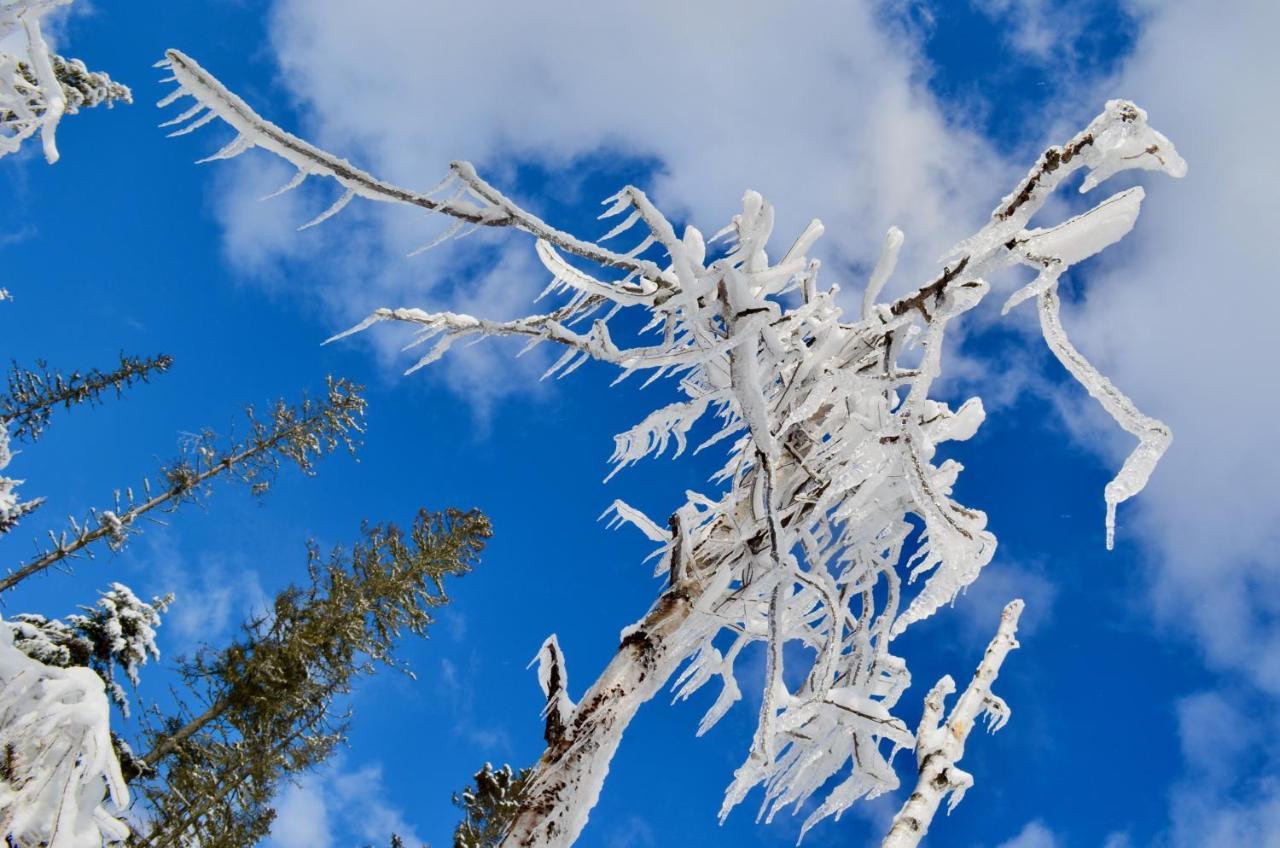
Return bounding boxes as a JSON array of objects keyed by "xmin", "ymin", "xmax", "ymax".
[
  {"xmin": 950, "ymin": 557, "xmax": 1057, "ymax": 643},
  {"xmin": 438, "ymin": 656, "xmax": 512, "ymax": 752},
  {"xmin": 1054, "ymin": 0, "xmax": 1280, "ymax": 693},
  {"xmin": 1168, "ymin": 782, "xmax": 1280, "ymax": 848},
  {"xmin": 972, "ymin": 0, "xmax": 1072, "ymax": 60},
  {"xmin": 268, "ymin": 780, "xmax": 332, "ymax": 848},
  {"xmin": 265, "ymin": 758, "xmax": 424, "ymax": 848},
  {"xmin": 996, "ymin": 820, "xmax": 1059, "ymax": 848},
  {"xmin": 1165, "ymin": 689, "xmax": 1280, "ymax": 848},
  {"xmin": 604, "ymin": 816, "xmax": 656, "ymax": 848},
  {"xmin": 1176, "ymin": 691, "xmax": 1255, "ymax": 790}
]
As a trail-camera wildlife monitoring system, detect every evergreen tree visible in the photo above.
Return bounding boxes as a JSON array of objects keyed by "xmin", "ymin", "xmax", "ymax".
[
  {"xmin": 0, "ymin": 0, "xmax": 130, "ymax": 163},
  {"xmin": 0, "ymin": 353, "xmax": 173, "ymax": 535},
  {"xmin": 453, "ymin": 764, "xmax": 531, "ymax": 848},
  {"xmin": 8, "ymin": 583, "xmax": 172, "ymax": 714},
  {"xmin": 0, "ymin": 371, "xmax": 369, "ymax": 846},
  {"xmin": 0, "ymin": 375, "xmax": 365, "ymax": 592},
  {"xmin": 129, "ymin": 508, "xmax": 492, "ymax": 848},
  {"xmin": 1, "ymin": 353, "xmax": 173, "ymax": 443}
]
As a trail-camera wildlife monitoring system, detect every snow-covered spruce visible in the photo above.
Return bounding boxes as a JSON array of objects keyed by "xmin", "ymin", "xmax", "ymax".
[
  {"xmin": 159, "ymin": 51, "xmax": 1184, "ymax": 846},
  {"xmin": 0, "ymin": 619, "xmax": 129, "ymax": 848},
  {"xmin": 9, "ymin": 583, "xmax": 172, "ymax": 716}
]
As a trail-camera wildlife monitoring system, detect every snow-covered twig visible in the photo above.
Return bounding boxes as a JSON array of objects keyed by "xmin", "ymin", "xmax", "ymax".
[{"xmin": 881, "ymin": 600, "xmax": 1023, "ymax": 848}]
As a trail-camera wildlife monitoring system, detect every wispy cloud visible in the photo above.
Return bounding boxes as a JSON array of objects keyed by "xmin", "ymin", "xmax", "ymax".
[
  {"xmin": 265, "ymin": 757, "xmax": 424, "ymax": 848},
  {"xmin": 1164, "ymin": 688, "xmax": 1280, "ymax": 847},
  {"xmin": 438, "ymin": 655, "xmax": 512, "ymax": 752},
  {"xmin": 996, "ymin": 820, "xmax": 1060, "ymax": 848},
  {"xmin": 124, "ymin": 529, "xmax": 268, "ymax": 653}
]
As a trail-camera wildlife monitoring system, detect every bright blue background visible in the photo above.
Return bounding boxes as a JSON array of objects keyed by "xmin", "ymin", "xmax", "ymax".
[{"xmin": 0, "ymin": 3, "xmax": 1225, "ymax": 846}]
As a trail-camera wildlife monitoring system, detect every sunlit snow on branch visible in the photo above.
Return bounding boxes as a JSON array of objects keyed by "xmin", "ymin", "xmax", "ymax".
[
  {"xmin": 159, "ymin": 48, "xmax": 1185, "ymax": 847},
  {"xmin": 0, "ymin": 620, "xmax": 129, "ymax": 848}
]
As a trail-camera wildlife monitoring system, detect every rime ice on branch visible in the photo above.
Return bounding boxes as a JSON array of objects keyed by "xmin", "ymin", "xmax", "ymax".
[{"xmin": 159, "ymin": 48, "xmax": 1184, "ymax": 846}]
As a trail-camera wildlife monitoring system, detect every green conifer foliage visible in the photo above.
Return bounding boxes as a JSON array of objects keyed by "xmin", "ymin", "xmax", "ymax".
[
  {"xmin": 131, "ymin": 508, "xmax": 492, "ymax": 848},
  {"xmin": 453, "ymin": 764, "xmax": 532, "ymax": 848},
  {"xmin": 0, "ymin": 353, "xmax": 172, "ymax": 443},
  {"xmin": 0, "ymin": 376, "xmax": 365, "ymax": 592}
]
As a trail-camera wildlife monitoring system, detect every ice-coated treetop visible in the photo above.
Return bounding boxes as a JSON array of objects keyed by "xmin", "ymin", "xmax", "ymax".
[{"xmin": 158, "ymin": 45, "xmax": 1185, "ymax": 846}]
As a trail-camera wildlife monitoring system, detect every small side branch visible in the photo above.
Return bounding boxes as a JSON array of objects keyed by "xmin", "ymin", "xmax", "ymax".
[
  {"xmin": 159, "ymin": 50, "xmax": 678, "ymax": 288},
  {"xmin": 882, "ymin": 599, "xmax": 1023, "ymax": 848}
]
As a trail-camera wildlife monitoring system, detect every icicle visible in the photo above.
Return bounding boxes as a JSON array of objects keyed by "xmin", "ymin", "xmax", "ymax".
[
  {"xmin": 165, "ymin": 109, "xmax": 218, "ymax": 138},
  {"xmin": 195, "ymin": 133, "xmax": 254, "ymax": 164},
  {"xmin": 156, "ymin": 86, "xmax": 192, "ymax": 109},
  {"xmin": 298, "ymin": 189, "xmax": 356, "ymax": 231},
  {"xmin": 601, "ymin": 210, "xmax": 641, "ymax": 241},
  {"xmin": 158, "ymin": 101, "xmax": 205, "ymax": 128},
  {"xmin": 1037, "ymin": 285, "xmax": 1170, "ymax": 550},
  {"xmin": 407, "ymin": 219, "xmax": 465, "ymax": 256},
  {"xmin": 601, "ymin": 500, "xmax": 668, "ymax": 542},
  {"xmin": 260, "ymin": 168, "xmax": 310, "ymax": 201},
  {"xmin": 863, "ymin": 226, "xmax": 904, "ymax": 320}
]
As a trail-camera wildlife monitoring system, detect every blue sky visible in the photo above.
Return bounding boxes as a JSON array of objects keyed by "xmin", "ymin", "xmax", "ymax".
[{"xmin": 2, "ymin": 1, "xmax": 1277, "ymax": 846}]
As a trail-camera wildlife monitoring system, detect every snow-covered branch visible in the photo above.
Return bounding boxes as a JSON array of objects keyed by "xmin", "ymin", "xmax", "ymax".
[
  {"xmin": 0, "ymin": 426, "xmax": 42, "ymax": 535},
  {"xmin": 881, "ymin": 600, "xmax": 1023, "ymax": 848},
  {"xmin": 161, "ymin": 56, "xmax": 1185, "ymax": 845}
]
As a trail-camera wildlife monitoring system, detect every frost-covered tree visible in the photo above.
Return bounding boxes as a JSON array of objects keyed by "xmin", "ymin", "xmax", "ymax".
[
  {"xmin": 8, "ymin": 583, "xmax": 172, "ymax": 715},
  {"xmin": 0, "ymin": 423, "xmax": 39, "ymax": 534},
  {"xmin": 0, "ymin": 0, "xmax": 130, "ymax": 164},
  {"xmin": 0, "ymin": 619, "xmax": 130, "ymax": 848},
  {"xmin": 160, "ymin": 48, "xmax": 1185, "ymax": 847},
  {"xmin": 1, "ymin": 354, "xmax": 173, "ymax": 443},
  {"xmin": 129, "ymin": 508, "xmax": 491, "ymax": 848}
]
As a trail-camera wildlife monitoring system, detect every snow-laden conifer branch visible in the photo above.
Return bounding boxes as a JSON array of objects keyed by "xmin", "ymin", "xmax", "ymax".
[
  {"xmin": 0, "ymin": 426, "xmax": 42, "ymax": 535},
  {"xmin": 881, "ymin": 600, "xmax": 1022, "ymax": 848},
  {"xmin": 0, "ymin": 0, "xmax": 130, "ymax": 164},
  {"xmin": 161, "ymin": 58, "xmax": 1185, "ymax": 845},
  {"xmin": 8, "ymin": 583, "xmax": 172, "ymax": 717}
]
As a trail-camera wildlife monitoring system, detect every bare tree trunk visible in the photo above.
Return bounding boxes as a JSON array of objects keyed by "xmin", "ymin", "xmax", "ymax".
[{"xmin": 502, "ymin": 580, "xmax": 707, "ymax": 848}]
